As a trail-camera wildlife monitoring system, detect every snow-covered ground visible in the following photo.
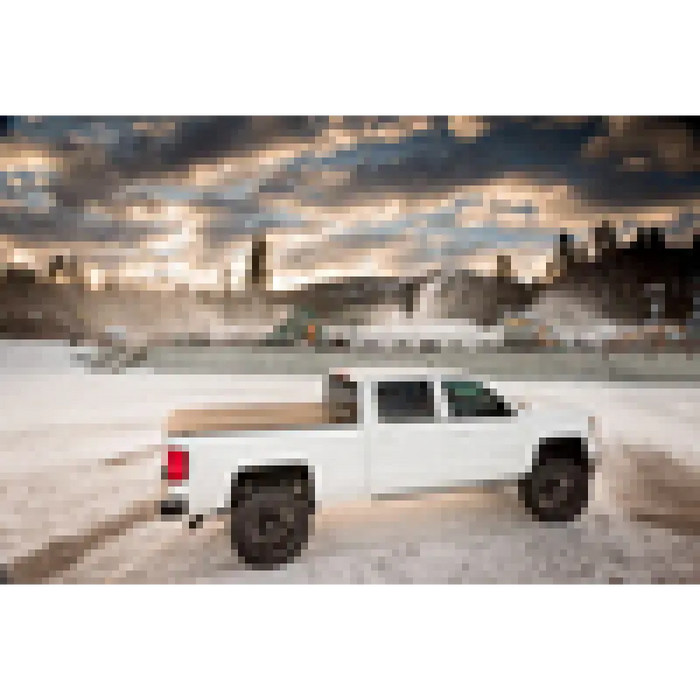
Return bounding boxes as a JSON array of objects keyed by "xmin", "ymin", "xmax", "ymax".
[
  {"xmin": 0, "ymin": 340, "xmax": 87, "ymax": 376},
  {"xmin": 3, "ymin": 339, "xmax": 700, "ymax": 583},
  {"xmin": 58, "ymin": 464, "xmax": 700, "ymax": 585},
  {"xmin": 0, "ymin": 340, "xmax": 322, "ymax": 569}
]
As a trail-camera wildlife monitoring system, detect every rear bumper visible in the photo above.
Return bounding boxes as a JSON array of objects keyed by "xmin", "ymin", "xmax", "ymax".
[{"xmin": 159, "ymin": 498, "xmax": 187, "ymax": 518}]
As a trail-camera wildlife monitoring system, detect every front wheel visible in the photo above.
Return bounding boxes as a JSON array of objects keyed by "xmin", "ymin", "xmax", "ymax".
[
  {"xmin": 519, "ymin": 456, "xmax": 592, "ymax": 522},
  {"xmin": 230, "ymin": 478, "xmax": 311, "ymax": 569}
]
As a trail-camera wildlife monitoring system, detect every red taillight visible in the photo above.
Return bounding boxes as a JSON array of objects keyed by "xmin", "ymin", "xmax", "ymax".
[{"xmin": 166, "ymin": 448, "xmax": 189, "ymax": 482}]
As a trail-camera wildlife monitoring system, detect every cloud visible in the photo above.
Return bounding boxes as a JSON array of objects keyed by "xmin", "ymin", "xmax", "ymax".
[
  {"xmin": 582, "ymin": 116, "xmax": 700, "ymax": 174},
  {"xmin": 447, "ymin": 116, "xmax": 490, "ymax": 141},
  {"xmin": 5, "ymin": 117, "xmax": 700, "ymax": 287}
]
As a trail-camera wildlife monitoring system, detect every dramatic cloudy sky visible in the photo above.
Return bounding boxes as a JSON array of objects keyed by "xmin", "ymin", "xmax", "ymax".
[{"xmin": 1, "ymin": 116, "xmax": 699, "ymax": 287}]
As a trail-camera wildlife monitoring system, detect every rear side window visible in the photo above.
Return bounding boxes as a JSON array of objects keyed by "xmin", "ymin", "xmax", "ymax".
[
  {"xmin": 375, "ymin": 380, "xmax": 436, "ymax": 423},
  {"xmin": 327, "ymin": 376, "xmax": 359, "ymax": 424},
  {"xmin": 442, "ymin": 380, "xmax": 512, "ymax": 418}
]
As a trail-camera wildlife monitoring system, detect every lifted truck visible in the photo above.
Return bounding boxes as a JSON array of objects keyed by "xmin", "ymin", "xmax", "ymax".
[{"xmin": 162, "ymin": 367, "xmax": 600, "ymax": 569}]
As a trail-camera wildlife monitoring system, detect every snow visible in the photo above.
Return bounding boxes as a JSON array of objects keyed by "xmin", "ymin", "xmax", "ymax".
[
  {"xmin": 0, "ymin": 340, "xmax": 86, "ymax": 375},
  {"xmin": 59, "ymin": 480, "xmax": 700, "ymax": 584},
  {"xmin": 0, "ymin": 342, "xmax": 322, "ymax": 568},
  {"xmin": 234, "ymin": 507, "xmax": 700, "ymax": 584}
]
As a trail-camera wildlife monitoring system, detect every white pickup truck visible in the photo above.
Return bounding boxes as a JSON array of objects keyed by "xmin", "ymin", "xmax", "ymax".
[{"xmin": 161, "ymin": 367, "xmax": 600, "ymax": 569}]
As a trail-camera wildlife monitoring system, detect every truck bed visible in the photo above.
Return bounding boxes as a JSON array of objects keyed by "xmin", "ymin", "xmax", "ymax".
[{"xmin": 167, "ymin": 402, "xmax": 329, "ymax": 437}]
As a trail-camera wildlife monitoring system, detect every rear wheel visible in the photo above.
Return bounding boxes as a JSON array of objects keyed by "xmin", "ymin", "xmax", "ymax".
[
  {"xmin": 519, "ymin": 455, "xmax": 591, "ymax": 522},
  {"xmin": 230, "ymin": 477, "xmax": 312, "ymax": 569}
]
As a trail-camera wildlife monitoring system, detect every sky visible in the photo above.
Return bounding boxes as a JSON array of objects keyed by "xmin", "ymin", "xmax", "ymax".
[{"xmin": 1, "ymin": 116, "xmax": 699, "ymax": 288}]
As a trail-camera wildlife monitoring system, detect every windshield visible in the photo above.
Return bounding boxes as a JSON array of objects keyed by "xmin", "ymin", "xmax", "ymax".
[{"xmin": 442, "ymin": 380, "xmax": 512, "ymax": 418}]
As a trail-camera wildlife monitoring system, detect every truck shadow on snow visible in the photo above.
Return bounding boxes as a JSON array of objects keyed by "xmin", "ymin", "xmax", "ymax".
[{"xmin": 173, "ymin": 483, "xmax": 565, "ymax": 582}]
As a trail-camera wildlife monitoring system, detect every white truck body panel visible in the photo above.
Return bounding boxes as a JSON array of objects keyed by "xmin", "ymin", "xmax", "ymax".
[
  {"xmin": 173, "ymin": 427, "xmax": 367, "ymax": 513},
  {"xmin": 165, "ymin": 368, "xmax": 597, "ymax": 517}
]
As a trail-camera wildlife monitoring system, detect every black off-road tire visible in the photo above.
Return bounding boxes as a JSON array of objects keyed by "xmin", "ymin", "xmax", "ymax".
[
  {"xmin": 230, "ymin": 477, "xmax": 312, "ymax": 569},
  {"xmin": 519, "ymin": 455, "xmax": 592, "ymax": 522}
]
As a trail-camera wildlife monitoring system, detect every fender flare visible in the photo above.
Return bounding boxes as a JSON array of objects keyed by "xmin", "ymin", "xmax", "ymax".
[{"xmin": 225, "ymin": 459, "xmax": 316, "ymax": 511}]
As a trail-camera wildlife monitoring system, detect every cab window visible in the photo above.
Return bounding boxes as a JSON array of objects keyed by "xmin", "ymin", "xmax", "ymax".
[
  {"xmin": 327, "ymin": 375, "xmax": 359, "ymax": 425},
  {"xmin": 442, "ymin": 380, "xmax": 513, "ymax": 419},
  {"xmin": 375, "ymin": 380, "xmax": 436, "ymax": 423}
]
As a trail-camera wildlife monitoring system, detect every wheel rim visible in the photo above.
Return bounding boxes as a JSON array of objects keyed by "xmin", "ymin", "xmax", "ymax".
[
  {"xmin": 534, "ymin": 463, "xmax": 576, "ymax": 510},
  {"xmin": 251, "ymin": 503, "xmax": 298, "ymax": 547}
]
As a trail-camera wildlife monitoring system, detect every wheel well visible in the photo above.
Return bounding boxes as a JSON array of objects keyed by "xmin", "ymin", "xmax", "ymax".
[
  {"xmin": 535, "ymin": 436, "xmax": 593, "ymax": 471},
  {"xmin": 230, "ymin": 463, "xmax": 314, "ymax": 510}
]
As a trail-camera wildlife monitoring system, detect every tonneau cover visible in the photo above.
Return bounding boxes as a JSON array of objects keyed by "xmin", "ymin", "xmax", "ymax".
[{"xmin": 167, "ymin": 402, "xmax": 329, "ymax": 437}]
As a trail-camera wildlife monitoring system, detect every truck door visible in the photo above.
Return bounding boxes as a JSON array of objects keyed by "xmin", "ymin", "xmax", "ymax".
[
  {"xmin": 367, "ymin": 379, "xmax": 447, "ymax": 496},
  {"xmin": 437, "ymin": 380, "xmax": 529, "ymax": 482}
]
